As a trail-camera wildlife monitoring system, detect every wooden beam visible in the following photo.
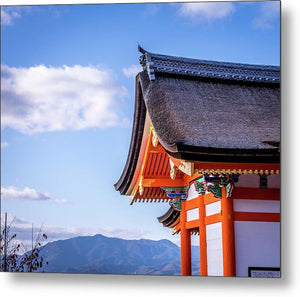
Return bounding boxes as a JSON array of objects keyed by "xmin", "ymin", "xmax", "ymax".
[
  {"xmin": 142, "ymin": 178, "xmax": 185, "ymax": 187},
  {"xmin": 204, "ymin": 194, "xmax": 221, "ymax": 205},
  {"xmin": 186, "ymin": 198, "xmax": 199, "ymax": 210},
  {"xmin": 232, "ymin": 188, "xmax": 280, "ymax": 200},
  {"xmin": 221, "ymin": 187, "xmax": 236, "ymax": 277},
  {"xmin": 148, "ymin": 145, "xmax": 165, "ymax": 154},
  {"xmin": 198, "ymin": 195, "xmax": 207, "ymax": 276},
  {"xmin": 204, "ymin": 213, "xmax": 222, "ymax": 225},
  {"xmin": 180, "ymin": 201, "xmax": 191, "ymax": 276},
  {"xmin": 185, "ymin": 219, "xmax": 201, "ymax": 230},
  {"xmin": 234, "ymin": 212, "xmax": 280, "ymax": 222}
]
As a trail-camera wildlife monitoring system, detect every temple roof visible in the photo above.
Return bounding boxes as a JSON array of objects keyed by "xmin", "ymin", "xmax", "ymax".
[
  {"xmin": 138, "ymin": 45, "xmax": 280, "ymax": 84},
  {"xmin": 114, "ymin": 47, "xmax": 280, "ymax": 195},
  {"xmin": 157, "ymin": 206, "xmax": 180, "ymax": 228}
]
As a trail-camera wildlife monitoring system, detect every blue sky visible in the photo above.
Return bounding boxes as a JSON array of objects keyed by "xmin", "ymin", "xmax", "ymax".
[{"xmin": 1, "ymin": 1, "xmax": 280, "ymax": 248}]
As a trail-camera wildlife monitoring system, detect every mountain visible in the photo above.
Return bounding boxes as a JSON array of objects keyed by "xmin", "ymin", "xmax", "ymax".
[{"xmin": 38, "ymin": 234, "xmax": 200, "ymax": 275}]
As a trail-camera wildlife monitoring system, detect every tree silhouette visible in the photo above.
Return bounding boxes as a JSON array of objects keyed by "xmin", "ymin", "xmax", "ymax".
[{"xmin": 0, "ymin": 213, "xmax": 49, "ymax": 272}]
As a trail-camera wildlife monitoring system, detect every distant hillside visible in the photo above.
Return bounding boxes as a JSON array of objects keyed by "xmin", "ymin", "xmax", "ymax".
[{"xmin": 38, "ymin": 234, "xmax": 200, "ymax": 275}]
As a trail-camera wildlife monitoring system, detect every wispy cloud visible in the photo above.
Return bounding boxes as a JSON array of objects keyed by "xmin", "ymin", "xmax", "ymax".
[
  {"xmin": 1, "ymin": 7, "xmax": 21, "ymax": 26},
  {"xmin": 1, "ymin": 186, "xmax": 52, "ymax": 201},
  {"xmin": 178, "ymin": 2, "xmax": 235, "ymax": 22},
  {"xmin": 1, "ymin": 186, "xmax": 70, "ymax": 204},
  {"xmin": 1, "ymin": 141, "xmax": 8, "ymax": 149},
  {"xmin": 51, "ymin": 199, "xmax": 71, "ymax": 205},
  {"xmin": 122, "ymin": 64, "xmax": 142, "ymax": 78},
  {"xmin": 1, "ymin": 64, "xmax": 129, "ymax": 135},
  {"xmin": 1, "ymin": 212, "xmax": 152, "ymax": 251},
  {"xmin": 252, "ymin": 1, "xmax": 280, "ymax": 29},
  {"xmin": 142, "ymin": 4, "xmax": 161, "ymax": 17},
  {"xmin": 1, "ymin": 6, "xmax": 64, "ymax": 26}
]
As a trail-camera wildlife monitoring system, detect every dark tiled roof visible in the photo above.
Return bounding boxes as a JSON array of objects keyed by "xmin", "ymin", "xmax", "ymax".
[
  {"xmin": 138, "ymin": 45, "xmax": 280, "ymax": 84},
  {"xmin": 157, "ymin": 207, "xmax": 180, "ymax": 228}
]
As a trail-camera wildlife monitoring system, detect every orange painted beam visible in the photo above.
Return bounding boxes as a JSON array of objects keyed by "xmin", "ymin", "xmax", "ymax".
[
  {"xmin": 204, "ymin": 194, "xmax": 221, "ymax": 205},
  {"xmin": 204, "ymin": 213, "xmax": 222, "ymax": 225},
  {"xmin": 148, "ymin": 145, "xmax": 166, "ymax": 154},
  {"xmin": 232, "ymin": 188, "xmax": 280, "ymax": 200},
  {"xmin": 221, "ymin": 187, "xmax": 236, "ymax": 277},
  {"xmin": 142, "ymin": 178, "xmax": 185, "ymax": 187},
  {"xmin": 198, "ymin": 195, "xmax": 207, "ymax": 276},
  {"xmin": 184, "ymin": 172, "xmax": 202, "ymax": 185},
  {"xmin": 180, "ymin": 201, "xmax": 191, "ymax": 276},
  {"xmin": 185, "ymin": 198, "xmax": 199, "ymax": 210},
  {"xmin": 234, "ymin": 212, "xmax": 280, "ymax": 222},
  {"xmin": 185, "ymin": 219, "xmax": 201, "ymax": 230}
]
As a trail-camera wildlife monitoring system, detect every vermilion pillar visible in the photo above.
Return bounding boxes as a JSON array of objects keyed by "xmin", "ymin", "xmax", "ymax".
[
  {"xmin": 198, "ymin": 195, "xmax": 207, "ymax": 276},
  {"xmin": 221, "ymin": 187, "xmax": 236, "ymax": 276},
  {"xmin": 180, "ymin": 201, "xmax": 191, "ymax": 276}
]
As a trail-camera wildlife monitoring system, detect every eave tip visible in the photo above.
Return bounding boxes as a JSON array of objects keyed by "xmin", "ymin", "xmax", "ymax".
[{"xmin": 138, "ymin": 44, "xmax": 146, "ymax": 54}]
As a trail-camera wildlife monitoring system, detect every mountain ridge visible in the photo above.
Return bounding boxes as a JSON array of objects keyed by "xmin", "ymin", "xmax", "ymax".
[{"xmin": 38, "ymin": 233, "xmax": 200, "ymax": 275}]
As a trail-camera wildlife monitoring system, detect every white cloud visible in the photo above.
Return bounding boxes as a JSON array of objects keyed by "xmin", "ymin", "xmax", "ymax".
[
  {"xmin": 1, "ymin": 186, "xmax": 52, "ymax": 201},
  {"xmin": 1, "ymin": 212, "xmax": 152, "ymax": 252},
  {"xmin": 1, "ymin": 64, "xmax": 129, "ymax": 135},
  {"xmin": 1, "ymin": 7, "xmax": 21, "ymax": 26},
  {"xmin": 1, "ymin": 186, "xmax": 70, "ymax": 204},
  {"xmin": 1, "ymin": 141, "xmax": 8, "ymax": 149},
  {"xmin": 122, "ymin": 64, "xmax": 142, "ymax": 78},
  {"xmin": 51, "ymin": 199, "xmax": 71, "ymax": 205},
  {"xmin": 178, "ymin": 2, "xmax": 235, "ymax": 21},
  {"xmin": 253, "ymin": 1, "xmax": 280, "ymax": 29}
]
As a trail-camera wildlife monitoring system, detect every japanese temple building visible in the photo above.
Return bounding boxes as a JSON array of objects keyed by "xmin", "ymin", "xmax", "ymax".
[{"xmin": 114, "ymin": 46, "xmax": 280, "ymax": 277}]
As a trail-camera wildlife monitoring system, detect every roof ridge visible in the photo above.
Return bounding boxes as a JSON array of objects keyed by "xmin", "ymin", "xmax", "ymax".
[{"xmin": 138, "ymin": 46, "xmax": 280, "ymax": 83}]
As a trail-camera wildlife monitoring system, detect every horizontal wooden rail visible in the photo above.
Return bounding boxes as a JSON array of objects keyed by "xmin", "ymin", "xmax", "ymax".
[{"xmin": 234, "ymin": 212, "xmax": 280, "ymax": 222}]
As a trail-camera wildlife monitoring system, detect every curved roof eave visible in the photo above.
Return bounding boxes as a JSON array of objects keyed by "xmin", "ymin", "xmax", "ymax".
[{"xmin": 114, "ymin": 74, "xmax": 147, "ymax": 195}]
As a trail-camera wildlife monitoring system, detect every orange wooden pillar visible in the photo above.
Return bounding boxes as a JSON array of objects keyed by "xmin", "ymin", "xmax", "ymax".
[
  {"xmin": 221, "ymin": 187, "xmax": 236, "ymax": 276},
  {"xmin": 198, "ymin": 195, "xmax": 207, "ymax": 276},
  {"xmin": 180, "ymin": 201, "xmax": 191, "ymax": 276}
]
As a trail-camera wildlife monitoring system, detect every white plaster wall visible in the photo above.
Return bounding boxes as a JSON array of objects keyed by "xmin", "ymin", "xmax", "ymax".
[
  {"xmin": 234, "ymin": 174, "xmax": 260, "ymax": 188},
  {"xmin": 234, "ymin": 221, "xmax": 280, "ymax": 277},
  {"xmin": 233, "ymin": 199, "xmax": 280, "ymax": 213},
  {"xmin": 205, "ymin": 201, "xmax": 221, "ymax": 216},
  {"xmin": 267, "ymin": 174, "xmax": 281, "ymax": 189},
  {"xmin": 187, "ymin": 208, "xmax": 199, "ymax": 221},
  {"xmin": 206, "ymin": 222, "xmax": 223, "ymax": 276},
  {"xmin": 186, "ymin": 184, "xmax": 199, "ymax": 201}
]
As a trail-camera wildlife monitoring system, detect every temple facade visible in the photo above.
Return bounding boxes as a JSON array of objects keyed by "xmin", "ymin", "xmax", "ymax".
[{"xmin": 115, "ymin": 46, "xmax": 280, "ymax": 277}]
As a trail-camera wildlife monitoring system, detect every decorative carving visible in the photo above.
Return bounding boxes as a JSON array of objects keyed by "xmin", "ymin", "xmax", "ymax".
[
  {"xmin": 169, "ymin": 159, "xmax": 178, "ymax": 180},
  {"xmin": 169, "ymin": 198, "xmax": 182, "ymax": 211},
  {"xmin": 194, "ymin": 174, "xmax": 238, "ymax": 199},
  {"xmin": 195, "ymin": 168, "xmax": 280, "ymax": 175},
  {"xmin": 161, "ymin": 186, "xmax": 188, "ymax": 211},
  {"xmin": 226, "ymin": 182, "xmax": 234, "ymax": 198},
  {"xmin": 195, "ymin": 176, "xmax": 206, "ymax": 195},
  {"xmin": 207, "ymin": 184, "xmax": 222, "ymax": 198},
  {"xmin": 139, "ymin": 176, "xmax": 144, "ymax": 196},
  {"xmin": 169, "ymin": 156, "xmax": 194, "ymax": 176},
  {"xmin": 162, "ymin": 186, "xmax": 188, "ymax": 200},
  {"xmin": 152, "ymin": 129, "xmax": 158, "ymax": 147}
]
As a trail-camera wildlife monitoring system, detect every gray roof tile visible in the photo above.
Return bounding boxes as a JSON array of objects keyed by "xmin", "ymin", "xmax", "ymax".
[{"xmin": 138, "ymin": 46, "xmax": 280, "ymax": 84}]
